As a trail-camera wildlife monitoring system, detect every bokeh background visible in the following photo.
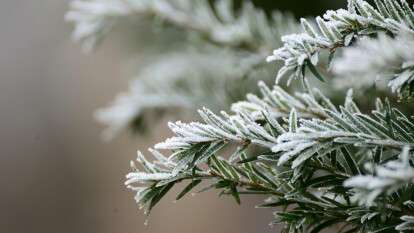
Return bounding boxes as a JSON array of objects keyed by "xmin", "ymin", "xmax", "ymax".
[{"xmin": 1, "ymin": 1, "xmax": 346, "ymax": 233}]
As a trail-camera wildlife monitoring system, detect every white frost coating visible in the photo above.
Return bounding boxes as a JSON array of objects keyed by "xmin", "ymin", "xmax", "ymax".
[
  {"xmin": 276, "ymin": 131, "xmax": 356, "ymax": 144},
  {"xmin": 276, "ymin": 141, "xmax": 317, "ymax": 166},
  {"xmin": 125, "ymin": 172, "xmax": 174, "ymax": 185},
  {"xmin": 148, "ymin": 81, "xmax": 335, "ymax": 154},
  {"xmin": 333, "ymin": 32, "xmax": 414, "ymax": 96},
  {"xmin": 155, "ymin": 138, "xmax": 192, "ymax": 150},
  {"xmin": 269, "ymin": 88, "xmax": 413, "ymax": 173},
  {"xmin": 230, "ymin": 81, "xmax": 328, "ymax": 123},
  {"xmin": 272, "ymin": 140, "xmax": 309, "ymax": 153},
  {"xmin": 125, "ymin": 149, "xmax": 179, "ymax": 191}
]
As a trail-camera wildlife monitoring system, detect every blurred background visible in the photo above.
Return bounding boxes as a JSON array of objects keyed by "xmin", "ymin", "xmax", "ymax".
[{"xmin": 1, "ymin": 1, "xmax": 346, "ymax": 233}]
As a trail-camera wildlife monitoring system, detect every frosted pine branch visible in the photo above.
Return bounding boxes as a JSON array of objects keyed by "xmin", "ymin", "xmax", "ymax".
[
  {"xmin": 125, "ymin": 81, "xmax": 414, "ymax": 232},
  {"xmin": 275, "ymin": 97, "xmax": 414, "ymax": 169},
  {"xmin": 153, "ymin": 80, "xmax": 348, "ymax": 151},
  {"xmin": 267, "ymin": 0, "xmax": 414, "ymax": 84}
]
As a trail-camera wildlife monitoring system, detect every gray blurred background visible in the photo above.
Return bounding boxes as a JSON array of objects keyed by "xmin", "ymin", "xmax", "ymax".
[{"xmin": 0, "ymin": 1, "xmax": 345, "ymax": 233}]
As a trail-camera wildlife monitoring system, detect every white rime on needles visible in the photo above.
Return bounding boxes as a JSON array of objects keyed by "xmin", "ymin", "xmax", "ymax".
[
  {"xmin": 267, "ymin": 0, "xmax": 414, "ymax": 85},
  {"xmin": 152, "ymin": 81, "xmax": 331, "ymax": 151},
  {"xmin": 333, "ymin": 32, "xmax": 414, "ymax": 98},
  {"xmin": 124, "ymin": 79, "xmax": 414, "ymax": 232}
]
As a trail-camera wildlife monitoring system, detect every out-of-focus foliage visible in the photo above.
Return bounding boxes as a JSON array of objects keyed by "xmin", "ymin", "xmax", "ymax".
[
  {"xmin": 94, "ymin": 48, "xmax": 268, "ymax": 140},
  {"xmin": 333, "ymin": 32, "xmax": 414, "ymax": 99},
  {"xmin": 66, "ymin": 0, "xmax": 299, "ymax": 139}
]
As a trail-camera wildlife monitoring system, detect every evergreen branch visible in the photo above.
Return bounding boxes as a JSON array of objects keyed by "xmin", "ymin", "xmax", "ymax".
[
  {"xmin": 124, "ymin": 83, "xmax": 335, "ymax": 214},
  {"xmin": 267, "ymin": 0, "xmax": 414, "ymax": 84},
  {"xmin": 153, "ymin": 81, "xmax": 336, "ymax": 151},
  {"xmin": 273, "ymin": 92, "xmax": 414, "ymax": 172},
  {"xmin": 68, "ymin": 1, "xmax": 414, "ymax": 232},
  {"xmin": 125, "ymin": 82, "xmax": 414, "ymax": 232}
]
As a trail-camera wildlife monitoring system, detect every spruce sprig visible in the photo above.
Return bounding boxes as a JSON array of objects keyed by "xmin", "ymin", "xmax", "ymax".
[{"xmin": 126, "ymin": 81, "xmax": 414, "ymax": 232}]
